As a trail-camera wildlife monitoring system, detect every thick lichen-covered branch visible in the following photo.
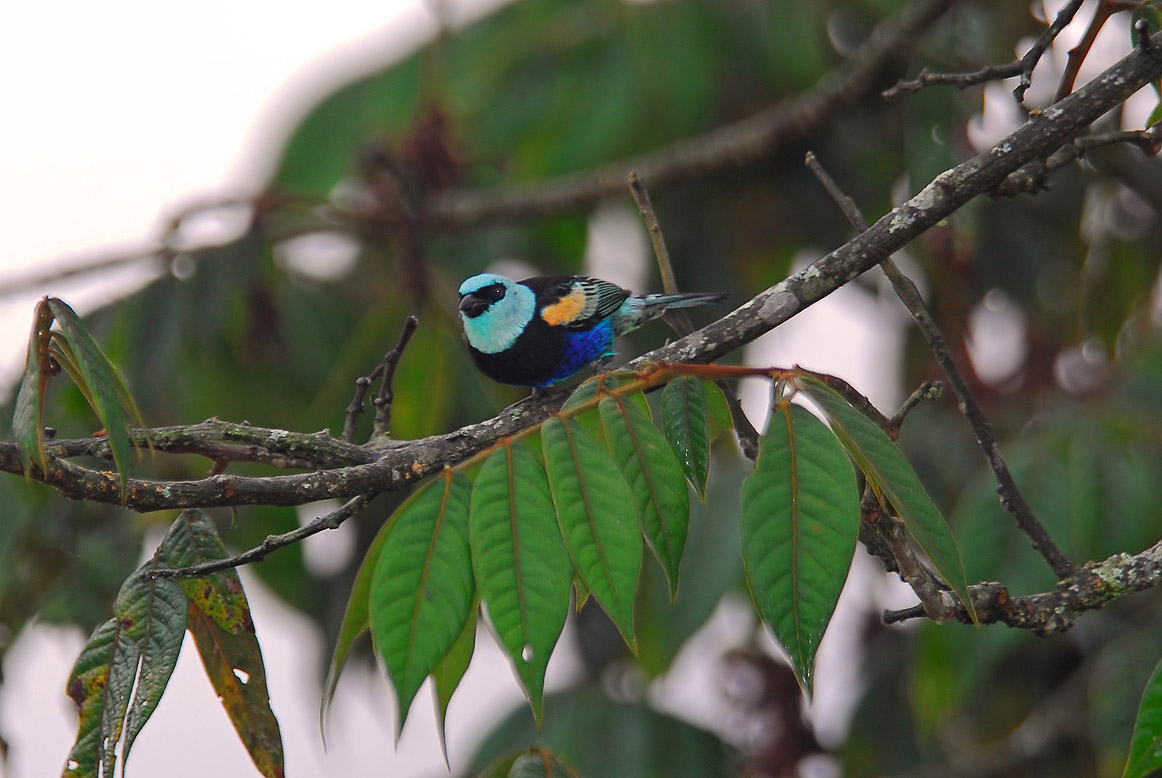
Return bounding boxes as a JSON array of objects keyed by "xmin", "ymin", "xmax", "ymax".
[{"xmin": 884, "ymin": 538, "xmax": 1162, "ymax": 635}]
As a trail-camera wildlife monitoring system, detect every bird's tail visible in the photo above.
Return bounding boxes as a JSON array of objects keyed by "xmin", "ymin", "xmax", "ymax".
[
  {"xmin": 639, "ymin": 291, "xmax": 729, "ymax": 310},
  {"xmin": 614, "ymin": 291, "xmax": 728, "ymax": 334}
]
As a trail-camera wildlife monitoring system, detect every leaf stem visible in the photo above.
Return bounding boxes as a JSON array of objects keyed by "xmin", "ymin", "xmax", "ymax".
[{"xmin": 144, "ymin": 493, "xmax": 373, "ymax": 580}]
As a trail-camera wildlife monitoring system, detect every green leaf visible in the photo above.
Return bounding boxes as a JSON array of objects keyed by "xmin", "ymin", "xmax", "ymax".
[
  {"xmin": 433, "ymin": 599, "xmax": 477, "ymax": 765},
  {"xmin": 562, "ymin": 375, "xmax": 620, "ymax": 410},
  {"xmin": 369, "ymin": 471, "xmax": 475, "ymax": 735},
  {"xmin": 1124, "ymin": 654, "xmax": 1162, "ymax": 778},
  {"xmin": 563, "ymin": 375, "xmax": 620, "ymax": 441},
  {"xmin": 477, "ymin": 748, "xmax": 578, "ymax": 778},
  {"xmin": 740, "ymin": 403, "xmax": 859, "ymax": 692},
  {"xmin": 13, "ymin": 297, "xmax": 54, "ymax": 474},
  {"xmin": 1147, "ymin": 99, "xmax": 1162, "ymax": 130},
  {"xmin": 187, "ymin": 597, "xmax": 284, "ymax": 778},
  {"xmin": 47, "ymin": 298, "xmax": 147, "ymax": 497},
  {"xmin": 703, "ymin": 380, "xmax": 734, "ymax": 441},
  {"xmin": 322, "ymin": 494, "xmax": 412, "ymax": 731},
  {"xmin": 797, "ymin": 375, "xmax": 975, "ymax": 620},
  {"xmin": 542, "ymin": 416, "xmax": 641, "ymax": 651},
  {"xmin": 574, "ymin": 577, "xmax": 590, "ymax": 612},
  {"xmin": 470, "ymin": 442, "xmax": 572, "ymax": 723},
  {"xmin": 468, "ymin": 686, "xmax": 730, "ymax": 778},
  {"xmin": 600, "ymin": 394, "xmax": 690, "ymax": 598},
  {"xmin": 62, "ymin": 619, "xmax": 136, "ymax": 778},
  {"xmin": 115, "ymin": 561, "xmax": 189, "ymax": 771},
  {"xmin": 97, "ymin": 625, "xmax": 137, "ymax": 778},
  {"xmin": 508, "ymin": 749, "xmax": 580, "ymax": 778},
  {"xmin": 636, "ymin": 451, "xmax": 746, "ymax": 678},
  {"xmin": 661, "ymin": 377, "xmax": 711, "ymax": 498}
]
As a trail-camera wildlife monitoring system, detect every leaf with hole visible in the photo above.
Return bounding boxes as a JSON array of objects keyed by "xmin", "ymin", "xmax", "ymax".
[
  {"xmin": 741, "ymin": 403, "xmax": 859, "ymax": 692},
  {"xmin": 165, "ymin": 509, "xmax": 281, "ymax": 778}
]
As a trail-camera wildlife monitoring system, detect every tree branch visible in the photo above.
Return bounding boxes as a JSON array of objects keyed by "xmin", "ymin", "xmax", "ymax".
[
  {"xmin": 883, "ymin": 537, "xmax": 1162, "ymax": 634},
  {"xmin": 146, "ymin": 494, "xmax": 373, "ymax": 580},
  {"xmin": 47, "ymin": 418, "xmax": 375, "ymax": 470},
  {"xmin": 993, "ymin": 125, "xmax": 1162, "ymax": 197},
  {"xmin": 883, "ymin": 0, "xmax": 1086, "ymax": 101},
  {"xmin": 404, "ymin": 0, "xmax": 958, "ymax": 228}
]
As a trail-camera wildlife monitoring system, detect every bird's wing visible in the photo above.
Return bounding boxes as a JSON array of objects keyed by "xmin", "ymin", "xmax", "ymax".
[{"xmin": 526, "ymin": 275, "xmax": 630, "ymax": 329}]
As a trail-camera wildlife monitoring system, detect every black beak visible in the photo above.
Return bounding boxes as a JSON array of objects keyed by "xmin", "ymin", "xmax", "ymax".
[{"xmin": 459, "ymin": 294, "xmax": 491, "ymax": 318}]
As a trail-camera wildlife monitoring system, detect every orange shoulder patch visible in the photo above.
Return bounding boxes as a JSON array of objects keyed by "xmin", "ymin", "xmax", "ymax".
[{"xmin": 540, "ymin": 288, "xmax": 587, "ymax": 326}]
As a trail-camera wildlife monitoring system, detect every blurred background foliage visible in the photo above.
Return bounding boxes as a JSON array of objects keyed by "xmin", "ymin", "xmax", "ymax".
[{"xmin": 4, "ymin": 0, "xmax": 1162, "ymax": 775}]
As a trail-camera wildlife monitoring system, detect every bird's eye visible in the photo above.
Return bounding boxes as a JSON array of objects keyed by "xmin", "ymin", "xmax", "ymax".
[{"xmin": 484, "ymin": 283, "xmax": 506, "ymax": 301}]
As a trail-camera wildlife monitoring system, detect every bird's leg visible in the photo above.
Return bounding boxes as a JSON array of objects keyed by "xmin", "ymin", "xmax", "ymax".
[{"xmin": 592, "ymin": 357, "xmax": 613, "ymax": 376}]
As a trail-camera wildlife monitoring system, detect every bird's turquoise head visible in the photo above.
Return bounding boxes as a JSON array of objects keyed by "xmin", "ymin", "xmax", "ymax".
[{"xmin": 457, "ymin": 273, "xmax": 536, "ymax": 355}]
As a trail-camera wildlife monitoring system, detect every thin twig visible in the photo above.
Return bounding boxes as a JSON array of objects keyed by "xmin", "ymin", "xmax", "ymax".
[
  {"xmin": 883, "ymin": 0, "xmax": 1086, "ymax": 102},
  {"xmin": 373, "ymin": 315, "xmax": 420, "ymax": 437},
  {"xmin": 866, "ymin": 498, "xmax": 955, "ymax": 621},
  {"xmin": 890, "ymin": 380, "xmax": 944, "ymax": 432},
  {"xmin": 342, "ymin": 375, "xmax": 380, "ymax": 443},
  {"xmin": 1053, "ymin": 0, "xmax": 1138, "ymax": 103},
  {"xmin": 1137, "ymin": 16, "xmax": 1155, "ymax": 50},
  {"xmin": 145, "ymin": 493, "xmax": 373, "ymax": 580},
  {"xmin": 992, "ymin": 126, "xmax": 1162, "ymax": 196},
  {"xmin": 804, "ymin": 150, "xmax": 1079, "ymax": 579},
  {"xmin": 627, "ymin": 172, "xmax": 760, "ymax": 455},
  {"xmin": 628, "ymin": 171, "xmax": 695, "ymax": 335},
  {"xmin": 345, "ymin": 317, "xmax": 421, "ymax": 443}
]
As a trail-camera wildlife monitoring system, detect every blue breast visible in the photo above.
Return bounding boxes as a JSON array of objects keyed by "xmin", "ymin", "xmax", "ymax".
[{"xmin": 545, "ymin": 319, "xmax": 616, "ymax": 384}]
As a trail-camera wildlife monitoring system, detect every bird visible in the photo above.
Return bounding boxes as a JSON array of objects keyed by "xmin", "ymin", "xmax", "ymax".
[{"xmin": 457, "ymin": 272, "xmax": 727, "ymax": 388}]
